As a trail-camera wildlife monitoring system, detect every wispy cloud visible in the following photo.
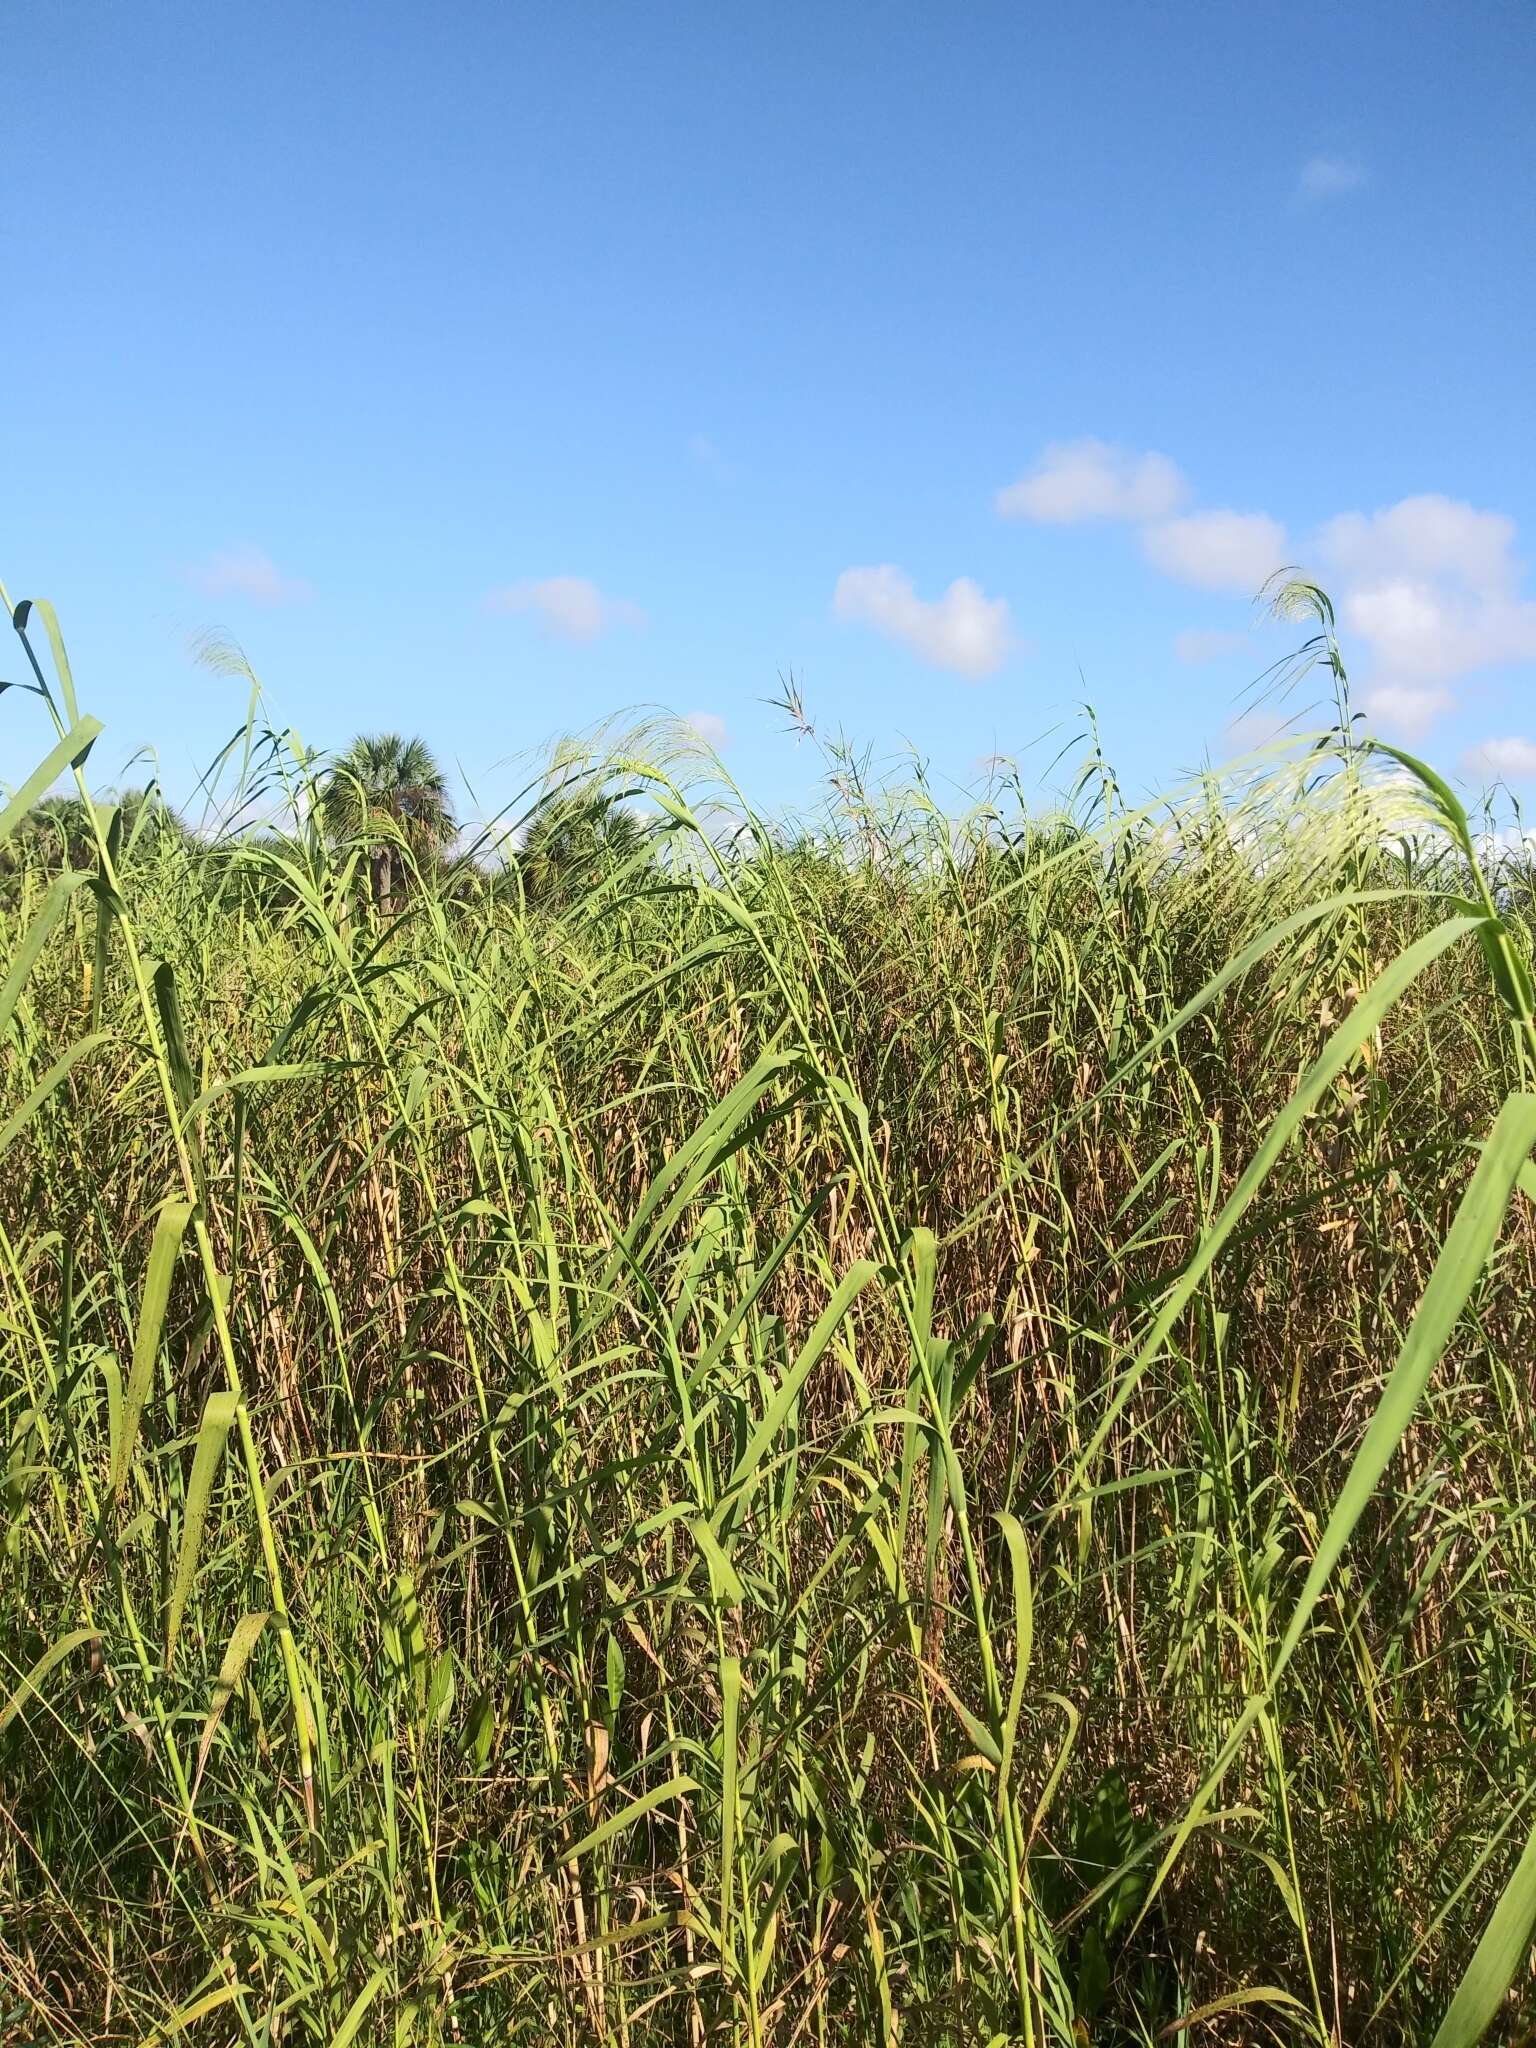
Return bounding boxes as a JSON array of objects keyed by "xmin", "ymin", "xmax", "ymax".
[
  {"xmin": 833, "ymin": 565, "xmax": 1016, "ymax": 678},
  {"xmin": 997, "ymin": 438, "xmax": 1187, "ymax": 524},
  {"xmin": 187, "ymin": 546, "xmax": 312, "ymax": 606},
  {"xmin": 1463, "ymin": 735, "xmax": 1536, "ymax": 783},
  {"xmin": 484, "ymin": 576, "xmax": 645, "ymax": 640},
  {"xmin": 687, "ymin": 433, "xmax": 736, "ymax": 483},
  {"xmin": 1298, "ymin": 154, "xmax": 1367, "ymax": 201},
  {"xmin": 1174, "ymin": 627, "xmax": 1251, "ymax": 664},
  {"xmin": 1217, "ymin": 706, "xmax": 1294, "ymax": 760},
  {"xmin": 1360, "ymin": 682, "xmax": 1454, "ymax": 740},
  {"xmin": 683, "ymin": 709, "xmax": 730, "ymax": 750},
  {"xmin": 1142, "ymin": 511, "xmax": 1290, "ymax": 593}
]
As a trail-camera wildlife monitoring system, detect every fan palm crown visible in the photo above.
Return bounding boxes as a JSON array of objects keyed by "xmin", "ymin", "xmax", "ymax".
[{"xmin": 319, "ymin": 733, "xmax": 456, "ymax": 910}]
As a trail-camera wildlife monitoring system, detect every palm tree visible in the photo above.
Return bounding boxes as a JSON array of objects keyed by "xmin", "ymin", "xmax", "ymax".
[
  {"xmin": 12, "ymin": 793, "xmax": 97, "ymax": 871},
  {"xmin": 0, "ymin": 786, "xmax": 185, "ymax": 883},
  {"xmin": 512, "ymin": 790, "xmax": 649, "ymax": 913},
  {"xmin": 319, "ymin": 734, "xmax": 456, "ymax": 913}
]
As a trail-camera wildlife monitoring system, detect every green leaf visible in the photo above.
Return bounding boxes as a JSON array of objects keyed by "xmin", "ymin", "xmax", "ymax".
[
  {"xmin": 0, "ymin": 719, "xmax": 102, "ymax": 847},
  {"xmin": 462, "ymin": 1687, "xmax": 495, "ymax": 1770},
  {"xmin": 165, "ymin": 1391, "xmax": 238, "ymax": 1669},
  {"xmin": 1138, "ymin": 1090, "xmax": 1536, "ymax": 1928},
  {"xmin": 133, "ymin": 1980, "xmax": 248, "ymax": 2048},
  {"xmin": 187, "ymin": 1610, "xmax": 270, "ymax": 1810},
  {"xmin": 563, "ymin": 1772, "xmax": 699, "ymax": 1866},
  {"xmin": 0, "ymin": 870, "xmax": 94, "ymax": 1038},
  {"xmin": 1074, "ymin": 913, "xmax": 1485, "ymax": 1490},
  {"xmin": 994, "ymin": 1511, "xmax": 1033, "ymax": 1786},
  {"xmin": 12, "ymin": 597, "xmax": 83, "ymax": 727},
  {"xmin": 0, "ymin": 1033, "xmax": 110, "ymax": 1163},
  {"xmin": 690, "ymin": 1517, "xmax": 745, "ymax": 1608},
  {"xmin": 153, "ymin": 962, "xmax": 196, "ymax": 1117},
  {"xmin": 1431, "ymin": 1808, "xmax": 1536, "ymax": 2048},
  {"xmin": 114, "ymin": 1199, "xmax": 195, "ymax": 1499},
  {"xmin": 713, "ymin": 1259, "xmax": 880, "ymax": 1539},
  {"xmin": 0, "ymin": 1626, "xmax": 98, "ymax": 1733},
  {"xmin": 329, "ymin": 1967, "xmax": 388, "ymax": 2048}
]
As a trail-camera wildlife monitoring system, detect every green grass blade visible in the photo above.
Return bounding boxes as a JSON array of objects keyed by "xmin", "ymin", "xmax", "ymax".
[
  {"xmin": 1138, "ymin": 1090, "xmax": 1536, "ymax": 1926},
  {"xmin": 11, "ymin": 596, "xmax": 82, "ymax": 726},
  {"xmin": 564, "ymin": 1773, "xmax": 699, "ymax": 1866},
  {"xmin": 713, "ymin": 1258, "xmax": 880, "ymax": 1539},
  {"xmin": 0, "ymin": 1032, "xmax": 110, "ymax": 1162},
  {"xmin": 114, "ymin": 1199, "xmax": 195, "ymax": 1499},
  {"xmin": 0, "ymin": 720, "xmax": 103, "ymax": 845},
  {"xmin": 1430, "ymin": 1810, "xmax": 1536, "ymax": 2048},
  {"xmin": 1072, "ymin": 912, "xmax": 1484, "ymax": 1490},
  {"xmin": 188, "ymin": 1609, "xmax": 270, "ymax": 1809},
  {"xmin": 0, "ymin": 870, "xmax": 93, "ymax": 1038},
  {"xmin": 329, "ymin": 1966, "xmax": 388, "ymax": 2048},
  {"xmin": 165, "ymin": 1391, "xmax": 239, "ymax": 1669},
  {"xmin": 0, "ymin": 1626, "xmax": 98, "ymax": 1733}
]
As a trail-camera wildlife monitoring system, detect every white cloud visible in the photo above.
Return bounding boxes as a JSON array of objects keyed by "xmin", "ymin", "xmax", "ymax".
[
  {"xmin": 1320, "ymin": 495, "xmax": 1517, "ymax": 590},
  {"xmin": 833, "ymin": 565, "xmax": 1016, "ymax": 678},
  {"xmin": 1311, "ymin": 495, "xmax": 1536, "ymax": 736},
  {"xmin": 999, "ymin": 445, "xmax": 1536, "ymax": 738},
  {"xmin": 1297, "ymin": 155, "xmax": 1367, "ymax": 201},
  {"xmin": 187, "ymin": 546, "xmax": 311, "ymax": 606},
  {"xmin": 1482, "ymin": 823, "xmax": 1536, "ymax": 859},
  {"xmin": 1217, "ymin": 707, "xmax": 1294, "ymax": 760},
  {"xmin": 1175, "ymin": 627, "xmax": 1250, "ymax": 663},
  {"xmin": 1000, "ymin": 439, "xmax": 1285, "ymax": 597},
  {"xmin": 997, "ymin": 438, "xmax": 1188, "ymax": 524},
  {"xmin": 1463, "ymin": 736, "xmax": 1536, "ymax": 782},
  {"xmin": 1362, "ymin": 683, "xmax": 1455, "ymax": 740},
  {"xmin": 1142, "ymin": 511, "xmax": 1290, "ymax": 594},
  {"xmin": 683, "ymin": 709, "xmax": 730, "ymax": 750},
  {"xmin": 485, "ymin": 576, "xmax": 645, "ymax": 640}
]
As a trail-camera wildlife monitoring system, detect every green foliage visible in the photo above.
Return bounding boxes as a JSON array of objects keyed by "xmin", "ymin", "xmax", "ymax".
[
  {"xmin": 511, "ymin": 786, "xmax": 652, "ymax": 910},
  {"xmin": 320, "ymin": 731, "xmax": 457, "ymax": 911},
  {"xmin": 4, "ymin": 582, "xmax": 1536, "ymax": 2045}
]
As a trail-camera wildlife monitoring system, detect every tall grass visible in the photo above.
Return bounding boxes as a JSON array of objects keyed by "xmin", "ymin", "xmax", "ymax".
[{"xmin": 3, "ymin": 582, "xmax": 1536, "ymax": 2044}]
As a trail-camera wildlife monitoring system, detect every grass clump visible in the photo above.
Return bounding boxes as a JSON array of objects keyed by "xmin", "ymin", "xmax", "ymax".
[{"xmin": 3, "ymin": 582, "xmax": 1536, "ymax": 2044}]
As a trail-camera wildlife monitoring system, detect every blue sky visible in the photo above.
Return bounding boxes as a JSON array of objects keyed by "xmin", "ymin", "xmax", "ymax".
[{"xmin": 7, "ymin": 0, "xmax": 1536, "ymax": 822}]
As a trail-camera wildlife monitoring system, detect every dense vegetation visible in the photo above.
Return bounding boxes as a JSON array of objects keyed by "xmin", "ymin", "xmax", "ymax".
[{"xmin": 4, "ymin": 585, "xmax": 1536, "ymax": 2045}]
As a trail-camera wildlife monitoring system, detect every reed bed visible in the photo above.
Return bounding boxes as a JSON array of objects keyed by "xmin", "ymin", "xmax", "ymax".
[{"xmin": 3, "ymin": 584, "xmax": 1536, "ymax": 2044}]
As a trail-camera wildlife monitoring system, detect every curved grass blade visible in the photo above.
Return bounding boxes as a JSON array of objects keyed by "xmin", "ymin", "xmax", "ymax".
[
  {"xmin": 563, "ymin": 1772, "xmax": 699, "ymax": 1867},
  {"xmin": 0, "ymin": 720, "xmax": 102, "ymax": 846},
  {"xmin": 114, "ymin": 1199, "xmax": 195, "ymax": 1498},
  {"xmin": 165, "ymin": 1391, "xmax": 238, "ymax": 1669},
  {"xmin": 11, "ymin": 597, "xmax": 82, "ymax": 726},
  {"xmin": 133, "ymin": 1980, "xmax": 248, "ymax": 2048},
  {"xmin": 1071, "ymin": 913, "xmax": 1485, "ymax": 1492},
  {"xmin": 0, "ymin": 870, "xmax": 93, "ymax": 1038},
  {"xmin": 1430, "ymin": 1810, "xmax": 1536, "ymax": 2048},
  {"xmin": 0, "ymin": 1032, "xmax": 110, "ymax": 1163},
  {"xmin": 1135, "ymin": 1090, "xmax": 1536, "ymax": 1929},
  {"xmin": 187, "ymin": 1610, "xmax": 270, "ymax": 1810},
  {"xmin": 0, "ymin": 1626, "xmax": 99, "ymax": 1734}
]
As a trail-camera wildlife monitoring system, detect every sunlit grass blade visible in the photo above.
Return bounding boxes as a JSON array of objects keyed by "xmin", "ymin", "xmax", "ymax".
[
  {"xmin": 113, "ymin": 1198, "xmax": 195, "ymax": 1498},
  {"xmin": 1136, "ymin": 1090, "xmax": 1536, "ymax": 1926},
  {"xmin": 164, "ymin": 1390, "xmax": 238, "ymax": 1668},
  {"xmin": 1431, "ymin": 1809, "xmax": 1536, "ymax": 2048},
  {"xmin": 0, "ymin": 720, "xmax": 102, "ymax": 844},
  {"xmin": 0, "ymin": 1626, "xmax": 98, "ymax": 1734}
]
